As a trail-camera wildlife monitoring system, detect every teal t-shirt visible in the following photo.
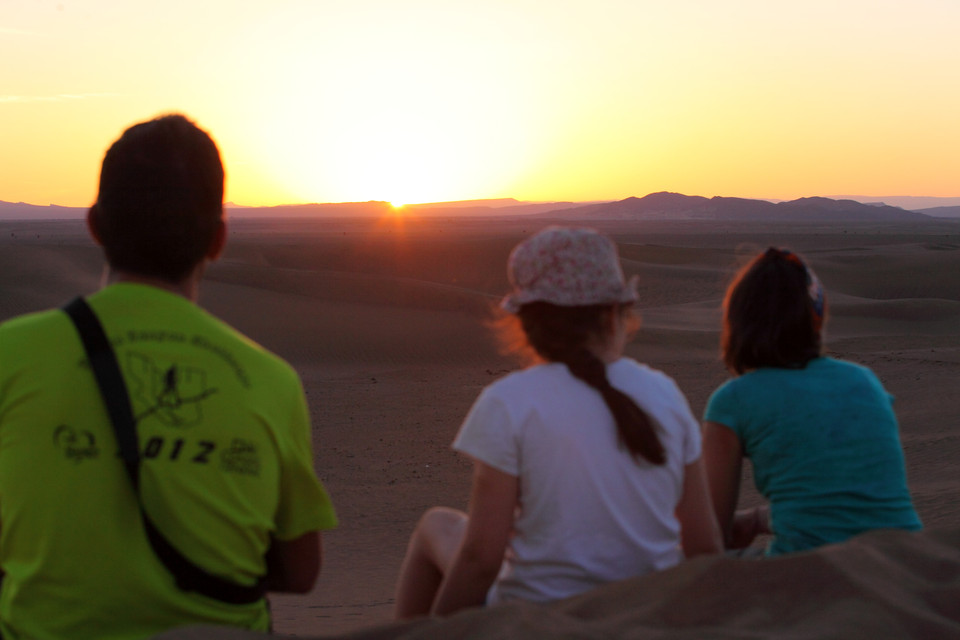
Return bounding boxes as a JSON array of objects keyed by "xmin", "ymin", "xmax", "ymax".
[
  {"xmin": 704, "ymin": 357, "xmax": 921, "ymax": 555},
  {"xmin": 0, "ymin": 284, "xmax": 337, "ymax": 639}
]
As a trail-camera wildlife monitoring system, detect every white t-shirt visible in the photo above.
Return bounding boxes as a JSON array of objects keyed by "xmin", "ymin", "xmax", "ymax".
[{"xmin": 452, "ymin": 358, "xmax": 701, "ymax": 605}]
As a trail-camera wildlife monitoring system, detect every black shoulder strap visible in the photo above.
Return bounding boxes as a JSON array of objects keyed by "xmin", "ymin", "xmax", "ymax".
[
  {"xmin": 63, "ymin": 297, "xmax": 141, "ymax": 486},
  {"xmin": 63, "ymin": 296, "xmax": 266, "ymax": 605}
]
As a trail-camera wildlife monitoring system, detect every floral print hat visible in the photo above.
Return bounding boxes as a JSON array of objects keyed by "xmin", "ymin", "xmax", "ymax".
[{"xmin": 501, "ymin": 226, "xmax": 639, "ymax": 313}]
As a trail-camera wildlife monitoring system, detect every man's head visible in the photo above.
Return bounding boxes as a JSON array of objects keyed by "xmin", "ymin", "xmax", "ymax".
[{"xmin": 89, "ymin": 114, "xmax": 225, "ymax": 283}]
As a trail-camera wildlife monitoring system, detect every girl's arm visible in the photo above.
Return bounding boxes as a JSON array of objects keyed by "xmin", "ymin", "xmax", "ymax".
[
  {"xmin": 675, "ymin": 457, "xmax": 724, "ymax": 557},
  {"xmin": 431, "ymin": 461, "xmax": 517, "ymax": 616},
  {"xmin": 702, "ymin": 421, "xmax": 755, "ymax": 548},
  {"xmin": 729, "ymin": 504, "xmax": 771, "ymax": 549}
]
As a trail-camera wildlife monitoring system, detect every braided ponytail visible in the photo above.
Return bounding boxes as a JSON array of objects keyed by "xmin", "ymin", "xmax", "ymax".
[{"xmin": 516, "ymin": 302, "xmax": 666, "ymax": 465}]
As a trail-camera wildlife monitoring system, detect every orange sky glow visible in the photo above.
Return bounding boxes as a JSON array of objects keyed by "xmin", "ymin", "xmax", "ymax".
[{"xmin": 2, "ymin": 1, "xmax": 959, "ymax": 208}]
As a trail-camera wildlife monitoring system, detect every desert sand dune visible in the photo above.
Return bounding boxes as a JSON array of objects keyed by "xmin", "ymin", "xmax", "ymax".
[
  {"xmin": 158, "ymin": 527, "xmax": 960, "ymax": 640},
  {"xmin": 815, "ymin": 244, "xmax": 960, "ymax": 301},
  {"xmin": 0, "ymin": 243, "xmax": 101, "ymax": 317},
  {"xmin": 0, "ymin": 216, "xmax": 958, "ymax": 637}
]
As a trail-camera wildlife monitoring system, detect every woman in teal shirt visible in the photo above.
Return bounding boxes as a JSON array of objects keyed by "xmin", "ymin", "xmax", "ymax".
[{"xmin": 703, "ymin": 247, "xmax": 921, "ymax": 555}]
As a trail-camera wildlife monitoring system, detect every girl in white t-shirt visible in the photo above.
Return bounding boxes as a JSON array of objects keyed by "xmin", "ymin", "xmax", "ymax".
[{"xmin": 394, "ymin": 227, "xmax": 721, "ymax": 619}]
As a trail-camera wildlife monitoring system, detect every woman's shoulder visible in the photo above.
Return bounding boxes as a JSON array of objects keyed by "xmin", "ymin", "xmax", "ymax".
[
  {"xmin": 610, "ymin": 357, "xmax": 673, "ymax": 381},
  {"xmin": 609, "ymin": 358, "xmax": 686, "ymax": 396},
  {"xmin": 467, "ymin": 364, "xmax": 582, "ymax": 431},
  {"xmin": 483, "ymin": 363, "xmax": 570, "ymax": 396},
  {"xmin": 707, "ymin": 368, "xmax": 776, "ymax": 405},
  {"xmin": 817, "ymin": 355, "xmax": 873, "ymax": 373},
  {"xmin": 815, "ymin": 356, "xmax": 888, "ymax": 390},
  {"xmin": 721, "ymin": 357, "xmax": 883, "ymax": 395}
]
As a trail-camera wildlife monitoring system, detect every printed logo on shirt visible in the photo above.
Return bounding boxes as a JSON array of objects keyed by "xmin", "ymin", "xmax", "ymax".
[
  {"xmin": 53, "ymin": 424, "xmax": 100, "ymax": 463},
  {"xmin": 127, "ymin": 352, "xmax": 218, "ymax": 428},
  {"xmin": 220, "ymin": 438, "xmax": 261, "ymax": 477}
]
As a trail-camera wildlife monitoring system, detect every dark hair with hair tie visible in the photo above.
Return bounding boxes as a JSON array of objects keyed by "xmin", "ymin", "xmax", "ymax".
[{"xmin": 516, "ymin": 302, "xmax": 666, "ymax": 465}]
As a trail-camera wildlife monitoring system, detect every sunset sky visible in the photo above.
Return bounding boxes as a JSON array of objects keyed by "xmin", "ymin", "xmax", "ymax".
[{"xmin": 2, "ymin": 0, "xmax": 959, "ymax": 208}]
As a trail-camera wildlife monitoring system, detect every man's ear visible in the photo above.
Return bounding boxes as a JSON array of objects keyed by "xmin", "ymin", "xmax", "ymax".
[
  {"xmin": 206, "ymin": 218, "xmax": 227, "ymax": 261},
  {"xmin": 86, "ymin": 204, "xmax": 104, "ymax": 246}
]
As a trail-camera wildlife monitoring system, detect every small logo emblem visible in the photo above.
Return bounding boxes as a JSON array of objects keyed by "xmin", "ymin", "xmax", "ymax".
[
  {"xmin": 53, "ymin": 425, "xmax": 100, "ymax": 463},
  {"xmin": 128, "ymin": 353, "xmax": 218, "ymax": 428},
  {"xmin": 220, "ymin": 438, "xmax": 261, "ymax": 477}
]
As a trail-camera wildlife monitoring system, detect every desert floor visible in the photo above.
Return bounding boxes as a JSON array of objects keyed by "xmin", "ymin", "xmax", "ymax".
[{"xmin": 1, "ymin": 215, "xmax": 958, "ymax": 636}]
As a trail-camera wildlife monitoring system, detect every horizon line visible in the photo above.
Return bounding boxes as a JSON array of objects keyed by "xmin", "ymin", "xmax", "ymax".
[{"xmin": 6, "ymin": 192, "xmax": 960, "ymax": 211}]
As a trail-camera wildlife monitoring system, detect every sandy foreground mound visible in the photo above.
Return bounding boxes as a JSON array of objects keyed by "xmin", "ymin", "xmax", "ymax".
[{"xmin": 157, "ymin": 526, "xmax": 960, "ymax": 640}]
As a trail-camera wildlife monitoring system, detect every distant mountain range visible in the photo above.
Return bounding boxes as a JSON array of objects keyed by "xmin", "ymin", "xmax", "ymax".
[
  {"xmin": 914, "ymin": 205, "xmax": 960, "ymax": 219},
  {"xmin": 0, "ymin": 202, "xmax": 88, "ymax": 220},
  {"xmin": 827, "ymin": 195, "xmax": 960, "ymax": 211},
  {"xmin": 0, "ymin": 192, "xmax": 955, "ymax": 221},
  {"xmin": 522, "ymin": 192, "xmax": 931, "ymax": 222}
]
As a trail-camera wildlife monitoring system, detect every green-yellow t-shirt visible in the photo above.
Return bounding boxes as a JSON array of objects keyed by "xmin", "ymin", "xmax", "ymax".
[{"xmin": 0, "ymin": 283, "xmax": 337, "ymax": 640}]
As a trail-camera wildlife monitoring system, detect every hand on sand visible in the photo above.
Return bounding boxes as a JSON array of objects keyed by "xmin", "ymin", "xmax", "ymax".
[{"xmin": 727, "ymin": 506, "xmax": 771, "ymax": 549}]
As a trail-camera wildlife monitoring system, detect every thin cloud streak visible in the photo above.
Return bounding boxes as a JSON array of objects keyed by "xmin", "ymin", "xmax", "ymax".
[
  {"xmin": 0, "ymin": 27, "xmax": 42, "ymax": 36},
  {"xmin": 0, "ymin": 93, "xmax": 120, "ymax": 104}
]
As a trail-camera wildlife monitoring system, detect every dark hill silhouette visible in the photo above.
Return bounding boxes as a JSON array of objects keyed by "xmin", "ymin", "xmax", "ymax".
[
  {"xmin": 244, "ymin": 201, "xmax": 395, "ymax": 218},
  {"xmin": 777, "ymin": 196, "xmax": 923, "ymax": 221},
  {"xmin": 0, "ymin": 202, "xmax": 86, "ymax": 220},
  {"xmin": 531, "ymin": 192, "xmax": 929, "ymax": 222},
  {"xmin": 916, "ymin": 205, "xmax": 960, "ymax": 219},
  {"xmin": 228, "ymin": 200, "xmax": 593, "ymax": 218},
  {"xmin": 404, "ymin": 201, "xmax": 589, "ymax": 217},
  {"xmin": 408, "ymin": 198, "xmax": 522, "ymax": 209}
]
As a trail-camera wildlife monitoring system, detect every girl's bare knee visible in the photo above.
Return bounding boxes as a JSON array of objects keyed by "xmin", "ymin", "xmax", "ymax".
[
  {"xmin": 421, "ymin": 507, "xmax": 467, "ymax": 535},
  {"xmin": 417, "ymin": 507, "xmax": 468, "ymax": 569}
]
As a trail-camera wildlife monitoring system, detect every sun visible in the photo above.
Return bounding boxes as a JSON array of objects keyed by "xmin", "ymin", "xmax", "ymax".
[{"xmin": 227, "ymin": 24, "xmax": 539, "ymax": 207}]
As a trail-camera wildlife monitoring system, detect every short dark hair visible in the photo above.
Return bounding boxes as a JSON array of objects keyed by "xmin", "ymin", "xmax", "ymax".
[
  {"xmin": 93, "ymin": 114, "xmax": 224, "ymax": 282},
  {"xmin": 722, "ymin": 247, "xmax": 825, "ymax": 375}
]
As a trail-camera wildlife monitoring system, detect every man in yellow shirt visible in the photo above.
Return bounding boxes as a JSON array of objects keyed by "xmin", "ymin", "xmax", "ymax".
[{"xmin": 0, "ymin": 114, "xmax": 337, "ymax": 639}]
